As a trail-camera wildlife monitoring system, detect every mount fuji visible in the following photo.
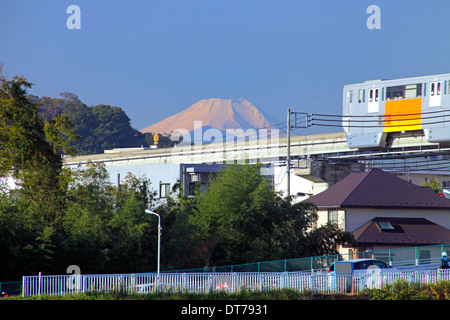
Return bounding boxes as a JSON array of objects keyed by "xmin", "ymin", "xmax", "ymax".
[{"xmin": 140, "ymin": 98, "xmax": 280, "ymax": 144}]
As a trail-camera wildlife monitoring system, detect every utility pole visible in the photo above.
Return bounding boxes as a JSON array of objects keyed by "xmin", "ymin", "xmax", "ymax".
[{"xmin": 287, "ymin": 109, "xmax": 291, "ymax": 198}]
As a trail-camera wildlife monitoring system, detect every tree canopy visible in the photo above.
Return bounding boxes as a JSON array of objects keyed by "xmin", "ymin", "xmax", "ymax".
[
  {"xmin": 29, "ymin": 92, "xmax": 173, "ymax": 155},
  {"xmin": 182, "ymin": 164, "xmax": 356, "ymax": 267}
]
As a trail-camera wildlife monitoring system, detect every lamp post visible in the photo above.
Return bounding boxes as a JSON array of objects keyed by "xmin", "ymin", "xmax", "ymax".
[{"xmin": 145, "ymin": 209, "xmax": 161, "ymax": 275}]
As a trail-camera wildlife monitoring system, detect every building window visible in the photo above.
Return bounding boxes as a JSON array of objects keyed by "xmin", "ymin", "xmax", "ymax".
[
  {"xmin": 377, "ymin": 221, "xmax": 394, "ymax": 231},
  {"xmin": 328, "ymin": 209, "xmax": 338, "ymax": 225},
  {"xmin": 159, "ymin": 183, "xmax": 170, "ymax": 199}
]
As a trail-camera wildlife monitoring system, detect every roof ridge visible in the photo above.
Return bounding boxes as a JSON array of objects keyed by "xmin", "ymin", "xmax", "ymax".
[
  {"xmin": 305, "ymin": 168, "xmax": 450, "ymax": 209},
  {"xmin": 340, "ymin": 170, "xmax": 373, "ymax": 204}
]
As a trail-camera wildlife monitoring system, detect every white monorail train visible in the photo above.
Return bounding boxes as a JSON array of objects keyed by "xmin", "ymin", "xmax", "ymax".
[{"xmin": 342, "ymin": 73, "xmax": 450, "ymax": 149}]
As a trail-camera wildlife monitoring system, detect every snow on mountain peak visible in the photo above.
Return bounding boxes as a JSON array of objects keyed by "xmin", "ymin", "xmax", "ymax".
[{"xmin": 140, "ymin": 98, "xmax": 278, "ymax": 136}]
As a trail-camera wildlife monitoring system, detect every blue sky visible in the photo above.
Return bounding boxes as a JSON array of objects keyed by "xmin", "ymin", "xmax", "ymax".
[{"xmin": 1, "ymin": 0, "xmax": 450, "ymax": 135}]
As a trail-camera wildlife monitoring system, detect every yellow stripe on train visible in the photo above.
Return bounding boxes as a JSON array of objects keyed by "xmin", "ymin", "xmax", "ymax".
[{"xmin": 384, "ymin": 98, "xmax": 422, "ymax": 132}]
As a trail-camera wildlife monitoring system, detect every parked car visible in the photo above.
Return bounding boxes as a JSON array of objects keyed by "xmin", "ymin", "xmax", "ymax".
[
  {"xmin": 328, "ymin": 258, "xmax": 396, "ymax": 273},
  {"xmin": 328, "ymin": 258, "xmax": 397, "ymax": 291}
]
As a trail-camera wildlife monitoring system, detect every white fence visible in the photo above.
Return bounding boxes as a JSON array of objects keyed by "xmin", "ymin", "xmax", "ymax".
[{"xmin": 22, "ymin": 268, "xmax": 450, "ymax": 297}]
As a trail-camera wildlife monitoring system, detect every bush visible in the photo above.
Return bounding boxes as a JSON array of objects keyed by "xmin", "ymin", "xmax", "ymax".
[{"xmin": 365, "ymin": 279, "xmax": 450, "ymax": 300}]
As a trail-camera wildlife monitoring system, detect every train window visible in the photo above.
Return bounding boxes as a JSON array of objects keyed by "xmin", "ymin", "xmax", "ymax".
[
  {"xmin": 430, "ymin": 82, "xmax": 441, "ymax": 96},
  {"xmin": 368, "ymin": 89, "xmax": 379, "ymax": 102},
  {"xmin": 386, "ymin": 84, "xmax": 422, "ymax": 100},
  {"xmin": 358, "ymin": 89, "xmax": 365, "ymax": 103},
  {"xmin": 405, "ymin": 84, "xmax": 422, "ymax": 98},
  {"xmin": 386, "ymin": 85, "xmax": 404, "ymax": 100}
]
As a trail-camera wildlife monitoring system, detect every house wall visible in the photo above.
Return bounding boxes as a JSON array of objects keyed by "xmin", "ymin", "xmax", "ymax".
[
  {"xmin": 316, "ymin": 209, "xmax": 346, "ymax": 230},
  {"xmin": 273, "ymin": 165, "xmax": 316, "ymax": 200},
  {"xmin": 105, "ymin": 163, "xmax": 180, "ymax": 190}
]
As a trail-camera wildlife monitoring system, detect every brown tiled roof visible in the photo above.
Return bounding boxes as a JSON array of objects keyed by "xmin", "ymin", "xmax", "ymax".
[
  {"xmin": 352, "ymin": 217, "xmax": 450, "ymax": 246},
  {"xmin": 305, "ymin": 169, "xmax": 450, "ymax": 209}
]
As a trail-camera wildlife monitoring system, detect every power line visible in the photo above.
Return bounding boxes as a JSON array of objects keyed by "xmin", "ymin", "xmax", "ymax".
[
  {"xmin": 313, "ymin": 108, "xmax": 450, "ymax": 118},
  {"xmin": 282, "ymin": 109, "xmax": 450, "ymax": 129},
  {"xmin": 372, "ymin": 161, "xmax": 450, "ymax": 172},
  {"xmin": 312, "ymin": 120, "xmax": 448, "ymax": 129},
  {"xmin": 313, "ymin": 112, "xmax": 447, "ymax": 123},
  {"xmin": 312, "ymin": 117, "xmax": 450, "ymax": 129}
]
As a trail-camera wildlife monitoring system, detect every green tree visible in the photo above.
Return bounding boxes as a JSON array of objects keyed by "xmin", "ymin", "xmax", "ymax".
[
  {"xmin": 91, "ymin": 104, "xmax": 143, "ymax": 151},
  {"xmin": 63, "ymin": 164, "xmax": 161, "ymax": 274},
  {"xmin": 0, "ymin": 75, "xmax": 76, "ymax": 222},
  {"xmin": 0, "ymin": 194, "xmax": 54, "ymax": 280},
  {"xmin": 33, "ymin": 92, "xmax": 176, "ymax": 154},
  {"xmin": 156, "ymin": 183, "xmax": 208, "ymax": 271},
  {"xmin": 57, "ymin": 93, "xmax": 99, "ymax": 154},
  {"xmin": 189, "ymin": 164, "xmax": 355, "ymax": 267},
  {"xmin": 422, "ymin": 178, "xmax": 442, "ymax": 194}
]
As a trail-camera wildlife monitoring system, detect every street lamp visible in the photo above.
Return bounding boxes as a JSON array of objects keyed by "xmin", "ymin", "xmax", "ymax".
[{"xmin": 145, "ymin": 209, "xmax": 161, "ymax": 275}]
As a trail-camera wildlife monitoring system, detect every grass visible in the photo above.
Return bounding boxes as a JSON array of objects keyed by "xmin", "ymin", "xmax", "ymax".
[
  {"xmin": 8, "ymin": 288, "xmax": 313, "ymax": 300},
  {"xmin": 363, "ymin": 279, "xmax": 450, "ymax": 300}
]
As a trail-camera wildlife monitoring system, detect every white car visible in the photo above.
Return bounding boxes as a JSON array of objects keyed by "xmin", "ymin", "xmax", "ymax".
[
  {"xmin": 328, "ymin": 258, "xmax": 396, "ymax": 273},
  {"xmin": 328, "ymin": 258, "xmax": 397, "ymax": 291}
]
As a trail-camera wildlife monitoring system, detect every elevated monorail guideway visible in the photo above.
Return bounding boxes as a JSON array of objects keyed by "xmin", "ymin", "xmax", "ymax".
[{"xmin": 63, "ymin": 130, "xmax": 446, "ymax": 169}]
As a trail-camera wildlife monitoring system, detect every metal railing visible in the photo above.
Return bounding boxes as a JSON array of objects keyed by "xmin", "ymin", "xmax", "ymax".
[
  {"xmin": 22, "ymin": 268, "xmax": 450, "ymax": 297},
  {"xmin": 163, "ymin": 244, "xmax": 450, "ymax": 273}
]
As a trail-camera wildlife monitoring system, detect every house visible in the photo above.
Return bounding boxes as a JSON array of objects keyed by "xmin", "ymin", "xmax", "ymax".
[
  {"xmin": 304, "ymin": 168, "xmax": 450, "ymax": 258},
  {"xmin": 353, "ymin": 217, "xmax": 450, "ymax": 248}
]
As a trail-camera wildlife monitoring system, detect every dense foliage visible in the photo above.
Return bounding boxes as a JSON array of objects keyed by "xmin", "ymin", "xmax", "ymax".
[
  {"xmin": 29, "ymin": 92, "xmax": 173, "ymax": 155},
  {"xmin": 0, "ymin": 74, "xmax": 356, "ymax": 281}
]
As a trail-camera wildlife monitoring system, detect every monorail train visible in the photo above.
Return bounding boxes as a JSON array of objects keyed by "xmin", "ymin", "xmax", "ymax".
[{"xmin": 342, "ymin": 73, "xmax": 450, "ymax": 149}]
